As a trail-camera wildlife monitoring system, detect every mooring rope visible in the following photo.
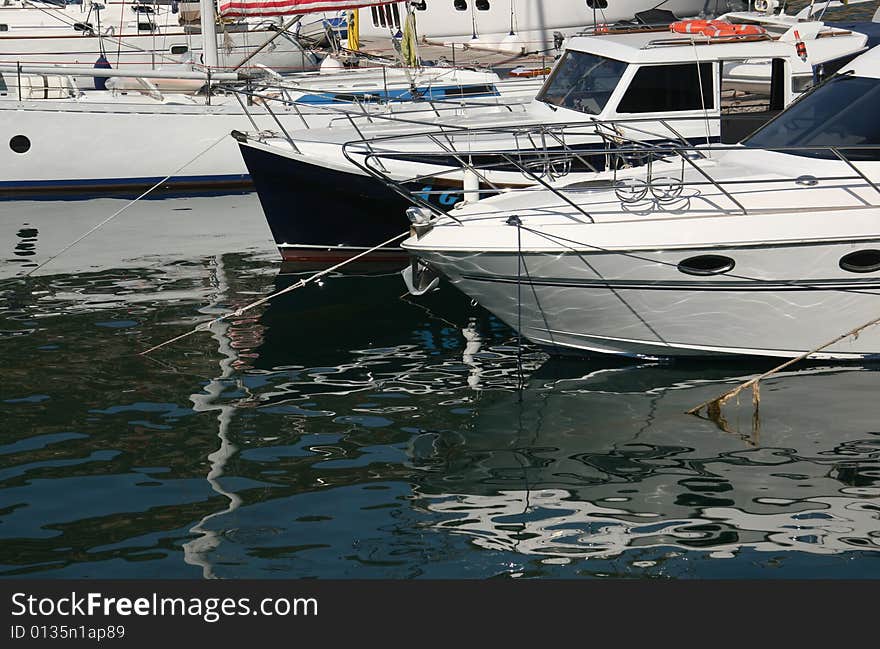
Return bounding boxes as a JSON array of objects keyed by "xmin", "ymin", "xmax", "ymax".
[
  {"xmin": 25, "ymin": 133, "xmax": 230, "ymax": 278},
  {"xmin": 140, "ymin": 231, "xmax": 410, "ymax": 356},
  {"xmin": 686, "ymin": 313, "xmax": 880, "ymax": 419}
]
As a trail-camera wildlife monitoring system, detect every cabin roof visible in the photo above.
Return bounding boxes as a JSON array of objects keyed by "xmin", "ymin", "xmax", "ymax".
[{"xmin": 564, "ymin": 25, "xmax": 864, "ymax": 65}]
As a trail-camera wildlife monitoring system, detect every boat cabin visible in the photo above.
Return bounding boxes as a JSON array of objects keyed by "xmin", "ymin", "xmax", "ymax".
[{"xmin": 531, "ymin": 22, "xmax": 867, "ymax": 143}]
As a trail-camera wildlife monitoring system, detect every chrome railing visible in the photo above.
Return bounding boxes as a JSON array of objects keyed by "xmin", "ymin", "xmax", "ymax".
[{"xmin": 335, "ymin": 119, "xmax": 880, "ymax": 223}]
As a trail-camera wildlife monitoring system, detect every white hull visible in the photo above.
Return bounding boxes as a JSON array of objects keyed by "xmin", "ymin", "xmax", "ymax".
[
  {"xmin": 416, "ymin": 239, "xmax": 880, "ymax": 359},
  {"xmin": 359, "ymin": 0, "xmax": 713, "ymax": 51},
  {"xmin": 404, "ymin": 144, "xmax": 880, "ymax": 359},
  {"xmin": 0, "ymin": 69, "xmax": 539, "ymax": 192}
]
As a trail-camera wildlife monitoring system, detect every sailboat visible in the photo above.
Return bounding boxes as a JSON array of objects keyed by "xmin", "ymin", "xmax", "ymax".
[
  {"xmin": 0, "ymin": 0, "xmax": 321, "ymax": 87},
  {"xmin": 0, "ymin": 0, "xmax": 538, "ymax": 194}
]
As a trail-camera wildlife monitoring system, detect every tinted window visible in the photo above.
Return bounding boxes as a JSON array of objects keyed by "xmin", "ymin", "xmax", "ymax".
[
  {"xmin": 744, "ymin": 74, "xmax": 880, "ymax": 160},
  {"xmin": 537, "ymin": 51, "xmax": 628, "ymax": 115},
  {"xmin": 616, "ymin": 63, "xmax": 714, "ymax": 113}
]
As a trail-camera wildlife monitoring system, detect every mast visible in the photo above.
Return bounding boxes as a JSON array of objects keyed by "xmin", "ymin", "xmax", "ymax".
[{"xmin": 200, "ymin": 0, "xmax": 220, "ymax": 69}]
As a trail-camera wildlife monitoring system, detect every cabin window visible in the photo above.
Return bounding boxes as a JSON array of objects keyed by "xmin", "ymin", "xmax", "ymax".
[
  {"xmin": 170, "ymin": 45, "xmax": 189, "ymax": 55},
  {"xmin": 0, "ymin": 74, "xmax": 6, "ymax": 94},
  {"xmin": 616, "ymin": 63, "xmax": 714, "ymax": 114},
  {"xmin": 536, "ymin": 51, "xmax": 627, "ymax": 115},
  {"xmin": 443, "ymin": 84, "xmax": 496, "ymax": 97},
  {"xmin": 586, "ymin": 0, "xmax": 608, "ymax": 7},
  {"xmin": 412, "ymin": 1, "xmax": 427, "ymax": 9},
  {"xmin": 840, "ymin": 250, "xmax": 880, "ymax": 274},
  {"xmin": 10, "ymin": 135, "xmax": 31, "ymax": 154},
  {"xmin": 476, "ymin": 0, "xmax": 490, "ymax": 9},
  {"xmin": 454, "ymin": 0, "xmax": 467, "ymax": 10},
  {"xmin": 744, "ymin": 74, "xmax": 880, "ymax": 161},
  {"xmin": 677, "ymin": 255, "xmax": 735, "ymax": 276},
  {"xmin": 791, "ymin": 75, "xmax": 813, "ymax": 94},
  {"xmin": 718, "ymin": 58, "xmax": 787, "ymax": 143},
  {"xmin": 0, "ymin": 24, "xmax": 8, "ymax": 32}
]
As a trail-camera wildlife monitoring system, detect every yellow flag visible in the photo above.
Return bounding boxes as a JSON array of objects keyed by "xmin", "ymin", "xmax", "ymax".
[{"xmin": 347, "ymin": 9, "xmax": 359, "ymax": 51}]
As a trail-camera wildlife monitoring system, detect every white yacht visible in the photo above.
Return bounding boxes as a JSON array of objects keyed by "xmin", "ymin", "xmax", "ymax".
[
  {"xmin": 402, "ymin": 46, "xmax": 880, "ymax": 360},
  {"xmin": 234, "ymin": 19, "xmax": 866, "ymax": 260}
]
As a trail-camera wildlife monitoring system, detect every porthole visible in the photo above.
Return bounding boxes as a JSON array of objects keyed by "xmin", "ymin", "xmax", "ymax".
[
  {"xmin": 587, "ymin": 0, "xmax": 609, "ymax": 8},
  {"xmin": 454, "ymin": 0, "xmax": 467, "ymax": 10},
  {"xmin": 170, "ymin": 45, "xmax": 189, "ymax": 55},
  {"xmin": 476, "ymin": 0, "xmax": 490, "ymax": 9},
  {"xmin": 677, "ymin": 254, "xmax": 735, "ymax": 276},
  {"xmin": 10, "ymin": 135, "xmax": 30, "ymax": 154},
  {"xmin": 840, "ymin": 249, "xmax": 880, "ymax": 274}
]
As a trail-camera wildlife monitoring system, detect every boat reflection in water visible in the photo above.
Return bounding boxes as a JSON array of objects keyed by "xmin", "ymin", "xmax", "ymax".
[
  {"xmin": 234, "ymin": 271, "xmax": 879, "ymax": 576},
  {"xmin": 1, "ymin": 225, "xmax": 877, "ymax": 577},
  {"xmin": 403, "ymin": 360, "xmax": 880, "ymax": 574}
]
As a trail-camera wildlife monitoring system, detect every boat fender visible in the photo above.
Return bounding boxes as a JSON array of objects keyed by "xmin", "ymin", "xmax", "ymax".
[
  {"xmin": 93, "ymin": 54, "xmax": 111, "ymax": 91},
  {"xmin": 401, "ymin": 261, "xmax": 440, "ymax": 296},
  {"xmin": 794, "ymin": 30, "xmax": 808, "ymax": 61}
]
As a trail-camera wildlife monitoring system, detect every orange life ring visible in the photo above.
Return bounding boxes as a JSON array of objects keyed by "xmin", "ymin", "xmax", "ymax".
[
  {"xmin": 670, "ymin": 20, "xmax": 766, "ymax": 38},
  {"xmin": 670, "ymin": 19, "xmax": 711, "ymax": 34}
]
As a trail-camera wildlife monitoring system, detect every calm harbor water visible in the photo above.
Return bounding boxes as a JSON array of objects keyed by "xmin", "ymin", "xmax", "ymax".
[{"xmin": 1, "ymin": 193, "xmax": 879, "ymax": 579}]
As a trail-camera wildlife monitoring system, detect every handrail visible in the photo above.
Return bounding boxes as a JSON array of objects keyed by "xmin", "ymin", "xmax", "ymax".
[{"xmin": 335, "ymin": 120, "xmax": 880, "ymax": 219}]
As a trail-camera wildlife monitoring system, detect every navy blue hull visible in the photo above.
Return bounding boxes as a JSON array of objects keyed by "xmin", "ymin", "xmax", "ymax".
[{"xmin": 238, "ymin": 142, "xmax": 422, "ymax": 261}]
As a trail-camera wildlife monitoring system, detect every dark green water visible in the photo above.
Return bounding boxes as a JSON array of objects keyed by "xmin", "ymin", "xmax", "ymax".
[{"xmin": 2, "ymin": 195, "xmax": 879, "ymax": 578}]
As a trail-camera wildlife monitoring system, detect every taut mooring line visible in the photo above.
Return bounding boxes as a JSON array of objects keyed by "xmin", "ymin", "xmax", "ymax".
[
  {"xmin": 25, "ymin": 134, "xmax": 230, "ymax": 277},
  {"xmin": 140, "ymin": 231, "xmax": 410, "ymax": 356},
  {"xmin": 687, "ymin": 313, "xmax": 880, "ymax": 419}
]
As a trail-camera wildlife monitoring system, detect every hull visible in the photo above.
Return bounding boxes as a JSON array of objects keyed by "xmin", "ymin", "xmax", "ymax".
[
  {"xmin": 238, "ymin": 139, "xmax": 414, "ymax": 260},
  {"xmin": 359, "ymin": 0, "xmax": 711, "ymax": 49},
  {"xmin": 414, "ymin": 240, "xmax": 880, "ymax": 360},
  {"xmin": 0, "ymin": 103, "xmax": 277, "ymax": 195},
  {"xmin": 0, "ymin": 70, "xmax": 529, "ymax": 196}
]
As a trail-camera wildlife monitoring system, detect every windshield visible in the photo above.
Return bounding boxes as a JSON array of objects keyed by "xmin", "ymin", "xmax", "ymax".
[
  {"xmin": 743, "ymin": 74, "xmax": 880, "ymax": 160},
  {"xmin": 537, "ymin": 51, "xmax": 628, "ymax": 115}
]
